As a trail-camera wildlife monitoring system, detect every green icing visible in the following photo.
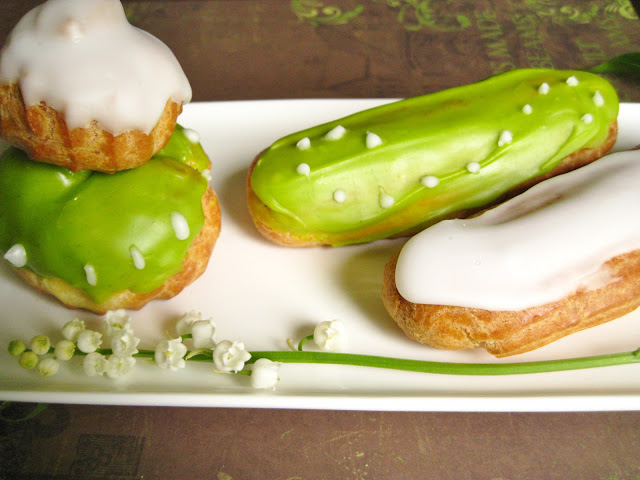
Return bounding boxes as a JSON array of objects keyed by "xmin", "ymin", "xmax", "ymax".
[
  {"xmin": 0, "ymin": 126, "xmax": 209, "ymax": 302},
  {"xmin": 250, "ymin": 69, "xmax": 619, "ymax": 245},
  {"xmin": 157, "ymin": 124, "xmax": 210, "ymax": 172}
]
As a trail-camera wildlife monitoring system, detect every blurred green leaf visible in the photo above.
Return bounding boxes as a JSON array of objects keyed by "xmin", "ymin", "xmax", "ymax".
[{"xmin": 587, "ymin": 52, "xmax": 640, "ymax": 78}]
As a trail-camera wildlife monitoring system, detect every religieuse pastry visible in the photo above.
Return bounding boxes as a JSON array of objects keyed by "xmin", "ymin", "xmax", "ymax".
[
  {"xmin": 0, "ymin": 0, "xmax": 221, "ymax": 313},
  {"xmin": 383, "ymin": 149, "xmax": 640, "ymax": 357},
  {"xmin": 247, "ymin": 69, "xmax": 618, "ymax": 246}
]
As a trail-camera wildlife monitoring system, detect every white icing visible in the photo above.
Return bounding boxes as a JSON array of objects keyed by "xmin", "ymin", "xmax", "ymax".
[
  {"xmin": 333, "ymin": 189, "xmax": 346, "ymax": 203},
  {"xmin": 379, "ymin": 188, "xmax": 395, "ymax": 209},
  {"xmin": 366, "ymin": 131, "xmax": 382, "ymax": 149},
  {"xmin": 522, "ymin": 104, "xmax": 533, "ymax": 115},
  {"xmin": 296, "ymin": 137, "xmax": 311, "ymax": 150},
  {"xmin": 84, "ymin": 264, "xmax": 97, "ymax": 286},
  {"xmin": 296, "ymin": 163, "xmax": 310, "ymax": 176},
  {"xmin": 182, "ymin": 127, "xmax": 200, "ymax": 143},
  {"xmin": 593, "ymin": 90, "xmax": 605, "ymax": 107},
  {"xmin": 466, "ymin": 162, "xmax": 481, "ymax": 173},
  {"xmin": 63, "ymin": 18, "xmax": 83, "ymax": 43},
  {"xmin": 582, "ymin": 113, "xmax": 594, "ymax": 124},
  {"xmin": 538, "ymin": 82, "xmax": 550, "ymax": 94},
  {"xmin": 129, "ymin": 245, "xmax": 145, "ymax": 270},
  {"xmin": 395, "ymin": 150, "xmax": 640, "ymax": 311},
  {"xmin": 566, "ymin": 76, "xmax": 579, "ymax": 86},
  {"xmin": 498, "ymin": 130, "xmax": 513, "ymax": 146},
  {"xmin": 421, "ymin": 175, "xmax": 440, "ymax": 188},
  {"xmin": 0, "ymin": 0, "xmax": 192, "ymax": 135},
  {"xmin": 4, "ymin": 244, "xmax": 27, "ymax": 268},
  {"xmin": 171, "ymin": 212, "xmax": 190, "ymax": 240},
  {"xmin": 324, "ymin": 125, "xmax": 346, "ymax": 141}
]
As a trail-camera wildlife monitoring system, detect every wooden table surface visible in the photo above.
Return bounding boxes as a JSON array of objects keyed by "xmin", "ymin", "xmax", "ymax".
[{"xmin": 2, "ymin": 1, "xmax": 640, "ymax": 479}]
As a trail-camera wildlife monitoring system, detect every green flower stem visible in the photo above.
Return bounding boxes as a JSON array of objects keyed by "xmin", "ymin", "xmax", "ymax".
[
  {"xmin": 297, "ymin": 334, "xmax": 314, "ymax": 351},
  {"xmin": 245, "ymin": 348, "xmax": 640, "ymax": 376},
  {"xmin": 20, "ymin": 345, "xmax": 640, "ymax": 376}
]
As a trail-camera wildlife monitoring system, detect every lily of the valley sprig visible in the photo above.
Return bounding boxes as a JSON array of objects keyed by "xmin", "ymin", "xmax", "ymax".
[
  {"xmin": 7, "ymin": 309, "xmax": 288, "ymax": 390},
  {"xmin": 8, "ymin": 310, "xmax": 640, "ymax": 390}
]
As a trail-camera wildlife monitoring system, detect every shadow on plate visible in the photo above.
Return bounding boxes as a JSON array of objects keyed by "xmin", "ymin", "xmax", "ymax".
[
  {"xmin": 338, "ymin": 239, "xmax": 410, "ymax": 340},
  {"xmin": 217, "ymin": 166, "xmax": 267, "ymax": 242},
  {"xmin": 0, "ymin": 260, "xmax": 61, "ymax": 314}
]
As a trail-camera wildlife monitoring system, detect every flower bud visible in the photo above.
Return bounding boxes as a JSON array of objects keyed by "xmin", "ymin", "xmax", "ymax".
[
  {"xmin": 18, "ymin": 351, "xmax": 39, "ymax": 369},
  {"xmin": 54, "ymin": 339, "xmax": 76, "ymax": 361},
  {"xmin": 213, "ymin": 340, "xmax": 251, "ymax": 373},
  {"xmin": 83, "ymin": 352, "xmax": 107, "ymax": 376},
  {"xmin": 105, "ymin": 355, "xmax": 136, "ymax": 379},
  {"xmin": 37, "ymin": 357, "xmax": 59, "ymax": 377},
  {"xmin": 61, "ymin": 318, "xmax": 86, "ymax": 341},
  {"xmin": 175, "ymin": 310, "xmax": 203, "ymax": 336},
  {"xmin": 250, "ymin": 358, "xmax": 281, "ymax": 390},
  {"xmin": 111, "ymin": 330, "xmax": 140, "ymax": 357},
  {"xmin": 30, "ymin": 335, "xmax": 51, "ymax": 355},
  {"xmin": 104, "ymin": 309, "xmax": 132, "ymax": 336},
  {"xmin": 313, "ymin": 320, "xmax": 348, "ymax": 352},
  {"xmin": 76, "ymin": 330, "xmax": 102, "ymax": 353},
  {"xmin": 8, "ymin": 340, "xmax": 26, "ymax": 357},
  {"xmin": 191, "ymin": 319, "xmax": 216, "ymax": 349},
  {"xmin": 155, "ymin": 338, "xmax": 187, "ymax": 371}
]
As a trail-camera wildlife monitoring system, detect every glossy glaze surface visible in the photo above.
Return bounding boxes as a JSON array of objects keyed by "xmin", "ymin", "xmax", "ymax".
[
  {"xmin": 0, "ymin": 0, "xmax": 192, "ymax": 134},
  {"xmin": 0, "ymin": 127, "xmax": 208, "ymax": 301},
  {"xmin": 395, "ymin": 149, "xmax": 640, "ymax": 310},
  {"xmin": 250, "ymin": 69, "xmax": 618, "ymax": 245}
]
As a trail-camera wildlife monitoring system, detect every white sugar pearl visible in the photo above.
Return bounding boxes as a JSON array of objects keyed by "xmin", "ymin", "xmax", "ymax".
[
  {"xmin": 296, "ymin": 163, "xmax": 311, "ymax": 176},
  {"xmin": 130, "ymin": 245, "xmax": 145, "ymax": 270},
  {"xmin": 421, "ymin": 175, "xmax": 440, "ymax": 188},
  {"xmin": 4, "ymin": 244, "xmax": 27, "ymax": 268},
  {"xmin": 296, "ymin": 137, "xmax": 311, "ymax": 150},
  {"xmin": 581, "ymin": 113, "xmax": 594, "ymax": 124},
  {"xmin": 366, "ymin": 131, "xmax": 382, "ymax": 149},
  {"xmin": 379, "ymin": 189, "xmax": 395, "ymax": 209},
  {"xmin": 171, "ymin": 212, "xmax": 190, "ymax": 240},
  {"xmin": 538, "ymin": 82, "xmax": 550, "ymax": 94},
  {"xmin": 333, "ymin": 189, "xmax": 346, "ymax": 203},
  {"xmin": 498, "ymin": 130, "xmax": 513, "ymax": 146},
  {"xmin": 566, "ymin": 76, "xmax": 579, "ymax": 86},
  {"xmin": 183, "ymin": 128, "xmax": 200, "ymax": 143},
  {"xmin": 593, "ymin": 90, "xmax": 605, "ymax": 107},
  {"xmin": 522, "ymin": 104, "xmax": 533, "ymax": 115},
  {"xmin": 84, "ymin": 264, "xmax": 97, "ymax": 286},
  {"xmin": 467, "ymin": 162, "xmax": 481, "ymax": 173},
  {"xmin": 324, "ymin": 125, "xmax": 346, "ymax": 140}
]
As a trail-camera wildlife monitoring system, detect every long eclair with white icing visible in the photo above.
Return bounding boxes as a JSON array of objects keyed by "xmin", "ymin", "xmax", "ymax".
[
  {"xmin": 247, "ymin": 69, "xmax": 618, "ymax": 246},
  {"xmin": 382, "ymin": 149, "xmax": 640, "ymax": 357},
  {"xmin": 0, "ymin": 0, "xmax": 192, "ymax": 172}
]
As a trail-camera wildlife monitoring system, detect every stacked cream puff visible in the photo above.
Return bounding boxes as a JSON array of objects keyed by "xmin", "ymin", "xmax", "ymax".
[{"xmin": 0, "ymin": 0, "xmax": 220, "ymax": 313}]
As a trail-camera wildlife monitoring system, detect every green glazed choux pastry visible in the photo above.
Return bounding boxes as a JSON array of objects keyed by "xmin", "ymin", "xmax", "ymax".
[
  {"xmin": 0, "ymin": 127, "xmax": 221, "ymax": 313},
  {"xmin": 247, "ymin": 69, "xmax": 618, "ymax": 246}
]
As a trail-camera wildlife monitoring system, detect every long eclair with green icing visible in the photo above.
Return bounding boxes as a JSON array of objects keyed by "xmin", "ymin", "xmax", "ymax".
[
  {"xmin": 0, "ymin": 126, "xmax": 221, "ymax": 313},
  {"xmin": 247, "ymin": 69, "xmax": 619, "ymax": 247}
]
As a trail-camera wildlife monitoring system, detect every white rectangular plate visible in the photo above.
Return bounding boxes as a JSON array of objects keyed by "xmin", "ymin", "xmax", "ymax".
[{"xmin": 2, "ymin": 100, "xmax": 640, "ymax": 412}]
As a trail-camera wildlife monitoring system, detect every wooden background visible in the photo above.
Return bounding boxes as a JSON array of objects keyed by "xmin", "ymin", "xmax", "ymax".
[{"xmin": 3, "ymin": 0, "xmax": 639, "ymax": 102}]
